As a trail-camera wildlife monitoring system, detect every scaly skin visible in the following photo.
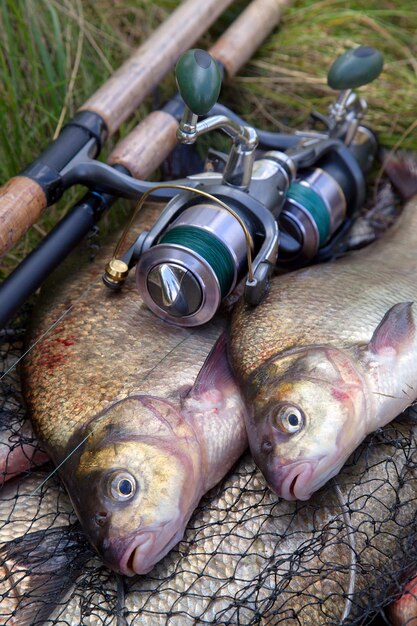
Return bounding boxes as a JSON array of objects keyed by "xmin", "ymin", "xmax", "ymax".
[
  {"xmin": 0, "ymin": 418, "xmax": 415, "ymax": 624},
  {"xmin": 1, "ymin": 195, "xmax": 414, "ymax": 623},
  {"xmin": 230, "ymin": 193, "xmax": 417, "ymax": 500},
  {"xmin": 22, "ymin": 203, "xmax": 247, "ymax": 575}
]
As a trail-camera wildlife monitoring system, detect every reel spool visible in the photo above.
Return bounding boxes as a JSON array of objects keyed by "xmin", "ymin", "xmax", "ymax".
[
  {"xmin": 277, "ymin": 141, "xmax": 373, "ymax": 267},
  {"xmin": 137, "ymin": 202, "xmax": 247, "ymax": 325},
  {"xmin": 104, "ymin": 49, "xmax": 285, "ymax": 328},
  {"xmin": 135, "ymin": 185, "xmax": 276, "ymax": 327}
]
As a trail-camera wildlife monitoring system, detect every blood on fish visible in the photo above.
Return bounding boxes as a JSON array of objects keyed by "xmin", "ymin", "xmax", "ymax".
[
  {"xmin": 55, "ymin": 336, "xmax": 76, "ymax": 347},
  {"xmin": 36, "ymin": 332, "xmax": 76, "ymax": 373}
]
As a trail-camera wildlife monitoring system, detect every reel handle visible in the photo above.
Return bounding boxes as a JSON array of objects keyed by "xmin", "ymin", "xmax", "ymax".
[
  {"xmin": 175, "ymin": 49, "xmax": 222, "ymax": 116},
  {"xmin": 327, "ymin": 46, "xmax": 384, "ymax": 90}
]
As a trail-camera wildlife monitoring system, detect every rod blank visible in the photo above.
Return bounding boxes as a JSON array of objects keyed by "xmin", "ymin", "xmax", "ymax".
[
  {"xmin": 80, "ymin": 0, "xmax": 235, "ymax": 136},
  {"xmin": 108, "ymin": 0, "xmax": 293, "ymax": 176}
]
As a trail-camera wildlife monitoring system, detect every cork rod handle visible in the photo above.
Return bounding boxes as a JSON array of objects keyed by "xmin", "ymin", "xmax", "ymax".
[
  {"xmin": 210, "ymin": 0, "xmax": 292, "ymax": 78},
  {"xmin": 0, "ymin": 0, "xmax": 234, "ymax": 257},
  {"xmin": 0, "ymin": 177, "xmax": 47, "ymax": 257},
  {"xmin": 80, "ymin": 0, "xmax": 234, "ymax": 137}
]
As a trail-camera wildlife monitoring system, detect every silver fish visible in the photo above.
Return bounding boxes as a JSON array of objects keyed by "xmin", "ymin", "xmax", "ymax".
[
  {"xmin": 1, "ymin": 415, "xmax": 415, "ymax": 625},
  {"xmin": 230, "ymin": 157, "xmax": 417, "ymax": 501},
  {"xmin": 21, "ymin": 203, "xmax": 247, "ymax": 576}
]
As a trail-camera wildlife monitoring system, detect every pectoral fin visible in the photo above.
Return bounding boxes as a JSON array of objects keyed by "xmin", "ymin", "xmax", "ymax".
[
  {"xmin": 189, "ymin": 333, "xmax": 234, "ymax": 397},
  {"xmin": 369, "ymin": 302, "xmax": 414, "ymax": 356}
]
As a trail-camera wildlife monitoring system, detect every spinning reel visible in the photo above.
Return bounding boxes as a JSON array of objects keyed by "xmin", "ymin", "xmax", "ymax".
[{"xmin": 103, "ymin": 46, "xmax": 383, "ymax": 327}]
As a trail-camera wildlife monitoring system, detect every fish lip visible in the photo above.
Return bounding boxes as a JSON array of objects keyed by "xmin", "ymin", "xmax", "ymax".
[
  {"xmin": 117, "ymin": 521, "xmax": 184, "ymax": 576},
  {"xmin": 268, "ymin": 461, "xmax": 315, "ymax": 501},
  {"xmin": 118, "ymin": 532, "xmax": 155, "ymax": 576},
  {"xmin": 302, "ymin": 455, "xmax": 346, "ymax": 496}
]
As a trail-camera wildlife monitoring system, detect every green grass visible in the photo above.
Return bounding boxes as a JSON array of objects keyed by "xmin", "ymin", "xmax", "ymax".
[{"xmin": 0, "ymin": 0, "xmax": 416, "ymax": 277}]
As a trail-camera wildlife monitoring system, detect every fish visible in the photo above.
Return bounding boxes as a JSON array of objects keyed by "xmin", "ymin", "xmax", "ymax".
[
  {"xmin": 0, "ymin": 332, "xmax": 49, "ymax": 485},
  {"xmin": 0, "ymin": 471, "xmax": 93, "ymax": 626},
  {"xmin": 0, "ymin": 409, "xmax": 48, "ymax": 486},
  {"xmin": 229, "ymin": 155, "xmax": 417, "ymax": 501},
  {"xmin": 21, "ymin": 202, "xmax": 248, "ymax": 576},
  {"xmin": 0, "ymin": 415, "xmax": 415, "ymax": 625},
  {"xmin": 386, "ymin": 576, "xmax": 417, "ymax": 626},
  {"xmin": 3, "ymin": 172, "xmax": 415, "ymax": 624}
]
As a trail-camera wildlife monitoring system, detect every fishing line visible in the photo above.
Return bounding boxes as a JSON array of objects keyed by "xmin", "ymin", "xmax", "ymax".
[
  {"xmin": 116, "ymin": 574, "xmax": 128, "ymax": 626},
  {"xmin": 29, "ymin": 433, "xmax": 94, "ymax": 496},
  {"xmin": 333, "ymin": 478, "xmax": 357, "ymax": 623},
  {"xmin": 2, "ymin": 190, "xmax": 200, "ymax": 379},
  {"xmin": 0, "ymin": 277, "xmax": 99, "ymax": 381},
  {"xmin": 4, "ymin": 205, "xmax": 199, "ymax": 497}
]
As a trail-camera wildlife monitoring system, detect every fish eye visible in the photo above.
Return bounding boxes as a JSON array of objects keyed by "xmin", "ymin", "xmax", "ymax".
[
  {"xmin": 107, "ymin": 471, "xmax": 137, "ymax": 501},
  {"xmin": 275, "ymin": 406, "xmax": 304, "ymax": 434}
]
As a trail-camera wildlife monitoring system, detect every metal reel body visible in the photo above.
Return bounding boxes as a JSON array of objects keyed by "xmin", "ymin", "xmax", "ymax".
[
  {"xmin": 135, "ymin": 184, "xmax": 280, "ymax": 326},
  {"xmin": 277, "ymin": 138, "xmax": 371, "ymax": 269}
]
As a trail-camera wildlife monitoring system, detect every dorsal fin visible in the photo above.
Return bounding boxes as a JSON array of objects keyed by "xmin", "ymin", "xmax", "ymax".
[{"xmin": 369, "ymin": 302, "xmax": 414, "ymax": 356}]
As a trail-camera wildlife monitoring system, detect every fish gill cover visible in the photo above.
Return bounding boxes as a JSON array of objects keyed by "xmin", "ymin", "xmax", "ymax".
[{"xmin": 0, "ymin": 307, "xmax": 416, "ymax": 625}]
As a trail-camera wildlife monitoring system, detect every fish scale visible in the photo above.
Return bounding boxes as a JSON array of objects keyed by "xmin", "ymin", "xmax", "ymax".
[
  {"xmin": 230, "ymin": 178, "xmax": 417, "ymax": 501},
  {"xmin": 23, "ymin": 204, "xmax": 225, "ymax": 460},
  {"xmin": 231, "ymin": 190, "xmax": 417, "ymax": 381},
  {"xmin": 1, "ymin": 376, "xmax": 416, "ymax": 623},
  {"xmin": 231, "ymin": 263, "xmax": 417, "ymax": 381},
  {"xmin": 21, "ymin": 201, "xmax": 248, "ymax": 577}
]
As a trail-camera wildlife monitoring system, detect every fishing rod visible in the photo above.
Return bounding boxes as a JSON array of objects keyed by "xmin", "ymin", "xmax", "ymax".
[
  {"xmin": 0, "ymin": 0, "xmax": 292, "ymax": 329},
  {"xmin": 1, "ymin": 44, "xmax": 383, "ymax": 329},
  {"xmin": 0, "ymin": 0, "xmax": 236, "ymax": 257}
]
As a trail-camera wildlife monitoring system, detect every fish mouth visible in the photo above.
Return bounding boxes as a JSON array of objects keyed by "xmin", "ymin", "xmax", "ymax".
[
  {"xmin": 118, "ymin": 522, "xmax": 184, "ymax": 576},
  {"xmin": 267, "ymin": 461, "xmax": 315, "ymax": 501}
]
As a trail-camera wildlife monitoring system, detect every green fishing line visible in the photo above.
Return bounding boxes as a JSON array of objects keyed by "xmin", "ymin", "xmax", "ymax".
[
  {"xmin": 160, "ymin": 226, "xmax": 234, "ymax": 296},
  {"xmin": 287, "ymin": 183, "xmax": 331, "ymax": 246}
]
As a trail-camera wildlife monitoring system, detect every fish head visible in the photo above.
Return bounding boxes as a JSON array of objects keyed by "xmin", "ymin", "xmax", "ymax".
[
  {"xmin": 247, "ymin": 346, "xmax": 368, "ymax": 500},
  {"xmin": 61, "ymin": 395, "xmax": 201, "ymax": 576}
]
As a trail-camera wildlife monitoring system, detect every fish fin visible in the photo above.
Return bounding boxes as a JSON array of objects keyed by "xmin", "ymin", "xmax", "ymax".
[
  {"xmin": 404, "ymin": 404, "xmax": 417, "ymax": 421},
  {"xmin": 189, "ymin": 332, "xmax": 233, "ymax": 396},
  {"xmin": 0, "ymin": 411, "xmax": 50, "ymax": 486},
  {"xmin": 384, "ymin": 153, "xmax": 417, "ymax": 201},
  {"xmin": 369, "ymin": 302, "xmax": 414, "ymax": 356},
  {"xmin": 0, "ymin": 524, "xmax": 92, "ymax": 625}
]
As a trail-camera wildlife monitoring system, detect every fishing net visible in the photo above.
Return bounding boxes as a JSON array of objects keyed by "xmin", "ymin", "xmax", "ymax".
[
  {"xmin": 0, "ymin": 298, "xmax": 416, "ymax": 626},
  {"xmin": 0, "ymin": 183, "xmax": 416, "ymax": 626}
]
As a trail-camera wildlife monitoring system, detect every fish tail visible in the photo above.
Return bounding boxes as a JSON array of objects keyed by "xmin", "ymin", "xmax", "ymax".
[
  {"xmin": 384, "ymin": 152, "xmax": 417, "ymax": 201},
  {"xmin": 0, "ymin": 524, "xmax": 92, "ymax": 625}
]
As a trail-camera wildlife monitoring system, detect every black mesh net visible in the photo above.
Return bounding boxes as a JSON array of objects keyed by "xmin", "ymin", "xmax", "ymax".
[
  {"xmin": 0, "ymin": 186, "xmax": 416, "ymax": 626},
  {"xmin": 0, "ymin": 313, "xmax": 416, "ymax": 625}
]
